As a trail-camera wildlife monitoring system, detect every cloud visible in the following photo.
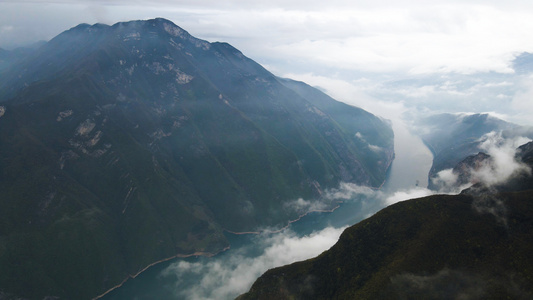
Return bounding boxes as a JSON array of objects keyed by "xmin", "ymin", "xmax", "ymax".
[
  {"xmin": 474, "ymin": 131, "xmax": 532, "ymax": 184},
  {"xmin": 255, "ymin": 4, "xmax": 533, "ymax": 75},
  {"xmin": 431, "ymin": 168, "xmax": 470, "ymax": 193},
  {"xmin": 4, "ymin": 1, "xmax": 533, "ymax": 74},
  {"xmin": 387, "ymin": 267, "xmax": 533, "ymax": 299},
  {"xmin": 510, "ymin": 74, "xmax": 533, "ymax": 126},
  {"xmin": 388, "ymin": 269, "xmax": 487, "ymax": 299},
  {"xmin": 353, "ymin": 132, "xmax": 385, "ymax": 152},
  {"xmin": 384, "ymin": 187, "xmax": 434, "ymax": 205},
  {"xmin": 155, "ymin": 181, "xmax": 439, "ymax": 300},
  {"xmin": 431, "ymin": 131, "xmax": 532, "ymax": 192},
  {"xmin": 283, "ymin": 198, "xmax": 331, "ymax": 215},
  {"xmin": 368, "ymin": 144, "xmax": 384, "ymax": 152},
  {"xmin": 4, "ymin": 1, "xmax": 533, "ymax": 127},
  {"xmin": 160, "ymin": 226, "xmax": 346, "ymax": 300},
  {"xmin": 468, "ymin": 185, "xmax": 509, "ymax": 226},
  {"xmin": 323, "ymin": 182, "xmax": 377, "ymax": 200},
  {"xmin": 86, "ymin": 3, "xmax": 111, "ymax": 24},
  {"xmin": 325, "ymin": 182, "xmax": 436, "ymax": 210},
  {"xmin": 280, "ymin": 72, "xmax": 407, "ymax": 120}
]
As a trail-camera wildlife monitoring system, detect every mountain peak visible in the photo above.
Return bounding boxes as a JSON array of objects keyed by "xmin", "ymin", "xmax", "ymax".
[
  {"xmin": 68, "ymin": 22, "xmax": 110, "ymax": 33},
  {"xmin": 66, "ymin": 18, "xmax": 193, "ymax": 41},
  {"xmin": 0, "ymin": 18, "xmax": 394, "ymax": 299}
]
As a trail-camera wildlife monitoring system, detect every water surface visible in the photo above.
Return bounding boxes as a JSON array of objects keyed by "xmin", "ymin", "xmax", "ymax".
[{"xmin": 103, "ymin": 120, "xmax": 433, "ymax": 300}]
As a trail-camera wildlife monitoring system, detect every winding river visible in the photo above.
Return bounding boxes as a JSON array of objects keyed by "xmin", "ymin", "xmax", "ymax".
[{"xmin": 102, "ymin": 119, "xmax": 433, "ymax": 300}]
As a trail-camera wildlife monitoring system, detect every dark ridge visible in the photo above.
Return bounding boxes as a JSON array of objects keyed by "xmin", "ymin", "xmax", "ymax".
[{"xmin": 239, "ymin": 190, "xmax": 533, "ymax": 300}]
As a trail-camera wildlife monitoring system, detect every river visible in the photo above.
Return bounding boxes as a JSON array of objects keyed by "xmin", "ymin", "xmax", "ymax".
[{"xmin": 102, "ymin": 119, "xmax": 433, "ymax": 300}]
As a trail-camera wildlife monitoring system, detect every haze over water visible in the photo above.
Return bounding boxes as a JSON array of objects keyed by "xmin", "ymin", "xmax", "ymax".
[
  {"xmin": 384, "ymin": 119, "xmax": 434, "ymax": 192},
  {"xmin": 103, "ymin": 122, "xmax": 434, "ymax": 300}
]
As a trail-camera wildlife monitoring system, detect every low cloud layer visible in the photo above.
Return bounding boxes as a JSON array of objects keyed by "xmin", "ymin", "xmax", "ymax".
[
  {"xmin": 388, "ymin": 268, "xmax": 531, "ymax": 299},
  {"xmin": 161, "ymin": 226, "xmax": 346, "ymax": 300},
  {"xmin": 475, "ymin": 131, "xmax": 531, "ymax": 184},
  {"xmin": 432, "ymin": 131, "xmax": 532, "ymax": 192},
  {"xmin": 384, "ymin": 187, "xmax": 434, "ymax": 206},
  {"xmin": 283, "ymin": 198, "xmax": 332, "ymax": 215},
  {"xmin": 156, "ymin": 181, "xmax": 437, "ymax": 300},
  {"xmin": 389, "ymin": 269, "xmax": 487, "ymax": 299}
]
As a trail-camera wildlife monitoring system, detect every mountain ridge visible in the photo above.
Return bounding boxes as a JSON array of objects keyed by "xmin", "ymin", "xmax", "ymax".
[
  {"xmin": 0, "ymin": 18, "xmax": 393, "ymax": 299},
  {"xmin": 411, "ymin": 112, "xmax": 533, "ymax": 189},
  {"xmin": 239, "ymin": 190, "xmax": 533, "ymax": 299},
  {"xmin": 238, "ymin": 141, "xmax": 533, "ymax": 299}
]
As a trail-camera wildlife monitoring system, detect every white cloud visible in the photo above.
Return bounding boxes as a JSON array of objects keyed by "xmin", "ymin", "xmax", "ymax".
[
  {"xmin": 280, "ymin": 72, "xmax": 407, "ymax": 120},
  {"xmin": 368, "ymin": 144, "xmax": 384, "ymax": 152},
  {"xmin": 323, "ymin": 182, "xmax": 377, "ymax": 200},
  {"xmin": 4, "ymin": 1, "xmax": 533, "ymax": 73},
  {"xmin": 431, "ymin": 131, "xmax": 532, "ymax": 191},
  {"xmin": 155, "ymin": 181, "xmax": 443, "ymax": 299},
  {"xmin": 157, "ymin": 180, "xmax": 439, "ymax": 300},
  {"xmin": 3, "ymin": 1, "xmax": 533, "ymax": 125},
  {"xmin": 283, "ymin": 198, "xmax": 331, "ymax": 214},
  {"xmin": 431, "ymin": 168, "xmax": 472, "ymax": 193},
  {"xmin": 511, "ymin": 74, "xmax": 533, "ymax": 125},
  {"xmin": 160, "ymin": 226, "xmax": 346, "ymax": 300},
  {"xmin": 384, "ymin": 187, "xmax": 434, "ymax": 205},
  {"xmin": 474, "ymin": 131, "xmax": 532, "ymax": 185}
]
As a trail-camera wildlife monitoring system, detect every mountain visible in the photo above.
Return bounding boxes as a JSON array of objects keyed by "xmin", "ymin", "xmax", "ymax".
[
  {"xmin": 0, "ymin": 42, "xmax": 44, "ymax": 73},
  {"xmin": 239, "ymin": 191, "xmax": 533, "ymax": 299},
  {"xmin": 411, "ymin": 113, "xmax": 533, "ymax": 189},
  {"xmin": 0, "ymin": 18, "xmax": 393, "ymax": 299},
  {"xmin": 239, "ymin": 142, "xmax": 533, "ymax": 300},
  {"xmin": 0, "ymin": 48, "xmax": 13, "ymax": 72},
  {"xmin": 455, "ymin": 141, "xmax": 533, "ymax": 193}
]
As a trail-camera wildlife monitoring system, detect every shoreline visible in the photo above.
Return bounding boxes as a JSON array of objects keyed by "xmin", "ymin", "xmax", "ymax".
[
  {"xmin": 92, "ymin": 246, "xmax": 230, "ymax": 300},
  {"xmin": 91, "ymin": 178, "xmax": 389, "ymax": 299},
  {"xmin": 224, "ymin": 203, "xmax": 342, "ymax": 236},
  {"xmin": 92, "ymin": 202, "xmax": 343, "ymax": 300}
]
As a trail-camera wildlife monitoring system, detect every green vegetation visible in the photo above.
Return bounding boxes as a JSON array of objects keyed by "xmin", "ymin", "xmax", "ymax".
[
  {"xmin": 0, "ymin": 19, "xmax": 393, "ymax": 299},
  {"xmin": 239, "ymin": 191, "xmax": 533, "ymax": 299},
  {"xmin": 239, "ymin": 143, "xmax": 533, "ymax": 299}
]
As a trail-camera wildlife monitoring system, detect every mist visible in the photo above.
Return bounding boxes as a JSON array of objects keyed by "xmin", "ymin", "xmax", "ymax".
[
  {"xmin": 432, "ymin": 131, "xmax": 532, "ymax": 192},
  {"xmin": 388, "ymin": 268, "xmax": 531, "ymax": 299},
  {"xmin": 475, "ymin": 131, "xmax": 532, "ymax": 185},
  {"xmin": 109, "ymin": 93, "xmax": 442, "ymax": 300},
  {"xmin": 160, "ymin": 226, "xmax": 346, "ymax": 300},
  {"xmin": 152, "ymin": 180, "xmax": 439, "ymax": 300},
  {"xmin": 6, "ymin": 3, "xmax": 533, "ymax": 299}
]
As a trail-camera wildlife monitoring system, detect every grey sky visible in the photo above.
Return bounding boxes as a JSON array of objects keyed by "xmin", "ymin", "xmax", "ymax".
[
  {"xmin": 2, "ymin": 0, "xmax": 533, "ymax": 125},
  {"xmin": 3, "ymin": 1, "xmax": 533, "ymax": 72}
]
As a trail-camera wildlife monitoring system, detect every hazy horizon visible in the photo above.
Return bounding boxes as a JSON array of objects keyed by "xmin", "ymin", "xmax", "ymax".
[
  {"xmin": 2, "ymin": 1, "xmax": 533, "ymax": 126},
  {"xmin": 2, "ymin": 3, "xmax": 533, "ymax": 299}
]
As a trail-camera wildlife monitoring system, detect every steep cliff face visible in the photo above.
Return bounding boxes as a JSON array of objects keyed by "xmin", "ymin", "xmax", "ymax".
[{"xmin": 0, "ymin": 18, "xmax": 393, "ymax": 299}]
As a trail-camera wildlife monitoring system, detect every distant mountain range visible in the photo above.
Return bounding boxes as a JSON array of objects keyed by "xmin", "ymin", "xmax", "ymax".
[
  {"xmin": 0, "ymin": 18, "xmax": 393, "ymax": 299},
  {"xmin": 411, "ymin": 112, "xmax": 533, "ymax": 189},
  {"xmin": 239, "ymin": 141, "xmax": 533, "ymax": 299}
]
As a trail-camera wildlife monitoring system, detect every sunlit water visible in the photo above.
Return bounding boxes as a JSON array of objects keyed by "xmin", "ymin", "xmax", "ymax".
[{"xmin": 102, "ymin": 121, "xmax": 433, "ymax": 300}]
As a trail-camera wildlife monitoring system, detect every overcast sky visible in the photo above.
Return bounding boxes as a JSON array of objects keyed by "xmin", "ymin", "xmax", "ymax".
[
  {"xmin": 2, "ymin": 0, "xmax": 533, "ymax": 125},
  {"xmin": 2, "ymin": 3, "xmax": 531, "ymax": 297}
]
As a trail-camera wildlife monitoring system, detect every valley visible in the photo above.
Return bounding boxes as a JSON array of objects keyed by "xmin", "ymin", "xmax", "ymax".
[
  {"xmin": 0, "ymin": 18, "xmax": 394, "ymax": 299},
  {"xmin": 1, "ymin": 9, "xmax": 533, "ymax": 300},
  {"xmin": 101, "ymin": 118, "xmax": 434, "ymax": 299}
]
